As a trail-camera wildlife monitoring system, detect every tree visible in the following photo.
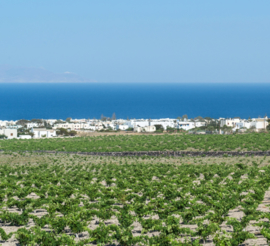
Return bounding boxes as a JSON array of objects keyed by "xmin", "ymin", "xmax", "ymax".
[
  {"xmin": 100, "ymin": 114, "xmax": 107, "ymax": 121},
  {"xmin": 182, "ymin": 114, "xmax": 188, "ymax": 120},
  {"xmin": 207, "ymin": 126, "xmax": 215, "ymax": 132},
  {"xmin": 69, "ymin": 130, "xmax": 77, "ymax": 136},
  {"xmin": 55, "ymin": 119, "xmax": 65, "ymax": 124},
  {"xmin": 16, "ymin": 119, "xmax": 30, "ymax": 126},
  {"xmin": 66, "ymin": 117, "xmax": 72, "ymax": 123},
  {"xmin": 56, "ymin": 128, "xmax": 69, "ymax": 136},
  {"xmin": 195, "ymin": 116, "xmax": 204, "ymax": 121},
  {"xmin": 112, "ymin": 113, "xmax": 116, "ymax": 120},
  {"xmin": 222, "ymin": 125, "xmax": 232, "ymax": 134},
  {"xmin": 267, "ymin": 119, "xmax": 270, "ymax": 131},
  {"xmin": 207, "ymin": 120, "xmax": 220, "ymax": 130},
  {"xmin": 154, "ymin": 124, "xmax": 164, "ymax": 132},
  {"xmin": 56, "ymin": 128, "xmax": 77, "ymax": 136},
  {"xmin": 31, "ymin": 119, "xmax": 43, "ymax": 123}
]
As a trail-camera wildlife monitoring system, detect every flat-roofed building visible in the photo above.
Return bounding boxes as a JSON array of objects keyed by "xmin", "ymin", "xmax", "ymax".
[
  {"xmin": 31, "ymin": 128, "xmax": 56, "ymax": 138},
  {"xmin": 0, "ymin": 128, "xmax": 17, "ymax": 139}
]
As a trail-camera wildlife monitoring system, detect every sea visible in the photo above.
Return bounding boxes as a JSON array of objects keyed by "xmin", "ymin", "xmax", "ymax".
[{"xmin": 0, "ymin": 83, "xmax": 269, "ymax": 121}]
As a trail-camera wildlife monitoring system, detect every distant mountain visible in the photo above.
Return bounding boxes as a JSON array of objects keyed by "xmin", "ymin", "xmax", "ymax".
[{"xmin": 0, "ymin": 65, "xmax": 96, "ymax": 82}]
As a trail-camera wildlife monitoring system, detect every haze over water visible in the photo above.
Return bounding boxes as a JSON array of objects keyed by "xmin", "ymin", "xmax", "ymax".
[{"xmin": 0, "ymin": 83, "xmax": 269, "ymax": 121}]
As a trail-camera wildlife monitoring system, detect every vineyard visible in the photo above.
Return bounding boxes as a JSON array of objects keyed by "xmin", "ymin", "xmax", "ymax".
[
  {"xmin": 1, "ymin": 133, "xmax": 270, "ymax": 153},
  {"xmin": 1, "ymin": 153, "xmax": 270, "ymax": 245}
]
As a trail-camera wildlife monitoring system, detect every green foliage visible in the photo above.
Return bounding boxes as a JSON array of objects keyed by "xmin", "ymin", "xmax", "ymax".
[
  {"xmin": 0, "ymin": 228, "xmax": 13, "ymax": 241},
  {"xmin": 56, "ymin": 128, "xmax": 77, "ymax": 136},
  {"xmin": 0, "ymin": 156, "xmax": 270, "ymax": 244},
  {"xmin": 0, "ymin": 132, "xmax": 270, "ymax": 152}
]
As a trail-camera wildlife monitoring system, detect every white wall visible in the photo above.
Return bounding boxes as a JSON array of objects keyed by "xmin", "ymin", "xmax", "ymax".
[
  {"xmin": 117, "ymin": 125, "xmax": 129, "ymax": 131},
  {"xmin": 221, "ymin": 118, "xmax": 241, "ymax": 127},
  {"xmin": 54, "ymin": 123, "xmax": 94, "ymax": 130},
  {"xmin": 19, "ymin": 135, "xmax": 32, "ymax": 139},
  {"xmin": 144, "ymin": 125, "xmax": 156, "ymax": 132},
  {"xmin": 32, "ymin": 129, "xmax": 56, "ymax": 138},
  {"xmin": 26, "ymin": 123, "xmax": 39, "ymax": 129},
  {"xmin": 177, "ymin": 121, "xmax": 196, "ymax": 131},
  {"xmin": 0, "ymin": 129, "xmax": 17, "ymax": 139}
]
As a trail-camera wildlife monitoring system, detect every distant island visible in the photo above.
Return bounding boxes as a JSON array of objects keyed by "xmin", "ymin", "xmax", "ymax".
[{"xmin": 0, "ymin": 65, "xmax": 96, "ymax": 83}]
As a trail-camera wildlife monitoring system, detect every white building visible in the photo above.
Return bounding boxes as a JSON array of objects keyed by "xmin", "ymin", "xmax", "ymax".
[
  {"xmin": 220, "ymin": 118, "xmax": 241, "ymax": 128},
  {"xmin": 254, "ymin": 117, "xmax": 268, "ymax": 131},
  {"xmin": 194, "ymin": 120, "xmax": 206, "ymax": 128},
  {"xmin": 46, "ymin": 119, "xmax": 58, "ymax": 125},
  {"xmin": 230, "ymin": 117, "xmax": 268, "ymax": 132},
  {"xmin": 0, "ymin": 128, "xmax": 17, "ymax": 139},
  {"xmin": 0, "ymin": 121, "xmax": 9, "ymax": 127},
  {"xmin": 104, "ymin": 123, "xmax": 116, "ymax": 130},
  {"xmin": 53, "ymin": 123, "xmax": 91, "ymax": 130},
  {"xmin": 134, "ymin": 125, "xmax": 156, "ymax": 133},
  {"xmin": 70, "ymin": 119, "xmax": 86, "ymax": 123},
  {"xmin": 26, "ymin": 122, "xmax": 39, "ymax": 129},
  {"xmin": 150, "ymin": 119, "xmax": 175, "ymax": 130},
  {"xmin": 126, "ymin": 118, "xmax": 176, "ymax": 130},
  {"xmin": 116, "ymin": 124, "xmax": 129, "ymax": 131},
  {"xmin": 31, "ymin": 128, "xmax": 57, "ymax": 138},
  {"xmin": 0, "ymin": 120, "xmax": 17, "ymax": 127},
  {"xmin": 144, "ymin": 125, "xmax": 156, "ymax": 132},
  {"xmin": 176, "ymin": 121, "xmax": 196, "ymax": 131},
  {"xmin": 128, "ymin": 120, "xmax": 149, "ymax": 128},
  {"xmin": 7, "ymin": 125, "xmax": 22, "ymax": 129}
]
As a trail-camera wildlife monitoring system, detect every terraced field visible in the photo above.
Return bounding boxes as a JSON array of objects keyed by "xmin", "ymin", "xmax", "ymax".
[{"xmin": 1, "ymin": 153, "xmax": 270, "ymax": 245}]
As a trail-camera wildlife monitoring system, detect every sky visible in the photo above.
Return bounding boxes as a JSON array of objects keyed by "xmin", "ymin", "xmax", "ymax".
[{"xmin": 0, "ymin": 0, "xmax": 270, "ymax": 83}]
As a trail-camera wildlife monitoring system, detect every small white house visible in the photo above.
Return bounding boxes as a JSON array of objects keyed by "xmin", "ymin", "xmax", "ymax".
[
  {"xmin": 220, "ymin": 118, "xmax": 241, "ymax": 127},
  {"xmin": 176, "ymin": 121, "xmax": 196, "ymax": 131},
  {"xmin": 31, "ymin": 128, "xmax": 56, "ymax": 138},
  {"xmin": 254, "ymin": 117, "xmax": 268, "ymax": 131},
  {"xmin": 144, "ymin": 125, "xmax": 156, "ymax": 132},
  {"xmin": 194, "ymin": 121, "xmax": 206, "ymax": 128},
  {"xmin": 134, "ymin": 125, "xmax": 156, "ymax": 133},
  {"xmin": 0, "ymin": 128, "xmax": 17, "ymax": 139},
  {"xmin": 151, "ymin": 119, "xmax": 175, "ymax": 130}
]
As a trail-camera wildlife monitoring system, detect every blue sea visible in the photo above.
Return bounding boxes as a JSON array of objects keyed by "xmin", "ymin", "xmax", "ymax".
[{"xmin": 0, "ymin": 83, "xmax": 269, "ymax": 120}]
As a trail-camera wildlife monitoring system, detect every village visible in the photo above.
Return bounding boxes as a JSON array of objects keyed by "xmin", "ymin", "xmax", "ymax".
[{"xmin": 0, "ymin": 115, "xmax": 269, "ymax": 140}]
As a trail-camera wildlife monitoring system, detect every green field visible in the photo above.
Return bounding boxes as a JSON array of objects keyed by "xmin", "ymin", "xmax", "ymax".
[
  {"xmin": 1, "ymin": 153, "xmax": 270, "ymax": 245},
  {"xmin": 1, "ymin": 133, "xmax": 270, "ymax": 153}
]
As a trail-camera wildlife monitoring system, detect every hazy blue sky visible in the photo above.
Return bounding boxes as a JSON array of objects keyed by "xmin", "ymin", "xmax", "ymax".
[{"xmin": 0, "ymin": 0, "xmax": 270, "ymax": 82}]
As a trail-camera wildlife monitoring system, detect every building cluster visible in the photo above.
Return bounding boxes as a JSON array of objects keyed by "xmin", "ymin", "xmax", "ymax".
[
  {"xmin": 219, "ymin": 117, "xmax": 268, "ymax": 132},
  {"xmin": 0, "ymin": 116, "xmax": 268, "ymax": 139}
]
